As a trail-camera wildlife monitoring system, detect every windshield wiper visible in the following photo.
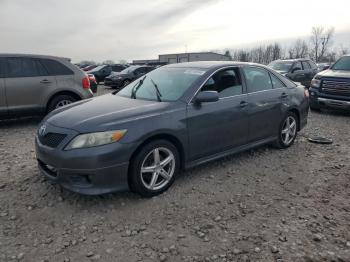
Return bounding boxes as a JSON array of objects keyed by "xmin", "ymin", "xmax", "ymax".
[
  {"xmin": 131, "ymin": 76, "xmax": 147, "ymax": 99},
  {"xmin": 150, "ymin": 78, "xmax": 162, "ymax": 102}
]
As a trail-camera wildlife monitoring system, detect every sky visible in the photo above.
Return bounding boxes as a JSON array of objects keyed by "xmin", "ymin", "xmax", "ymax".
[{"xmin": 0, "ymin": 0, "xmax": 349, "ymax": 63}]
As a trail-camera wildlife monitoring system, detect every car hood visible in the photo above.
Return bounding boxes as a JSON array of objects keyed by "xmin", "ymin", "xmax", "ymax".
[
  {"xmin": 47, "ymin": 94, "xmax": 170, "ymax": 132},
  {"xmin": 317, "ymin": 69, "xmax": 350, "ymax": 78}
]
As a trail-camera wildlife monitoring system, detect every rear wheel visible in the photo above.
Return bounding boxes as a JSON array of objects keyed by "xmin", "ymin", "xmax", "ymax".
[
  {"xmin": 47, "ymin": 95, "xmax": 77, "ymax": 113},
  {"xmin": 129, "ymin": 140, "xmax": 179, "ymax": 197},
  {"xmin": 273, "ymin": 112, "xmax": 298, "ymax": 149}
]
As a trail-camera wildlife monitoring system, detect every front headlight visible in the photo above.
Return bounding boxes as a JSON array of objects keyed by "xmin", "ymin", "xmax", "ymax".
[
  {"xmin": 311, "ymin": 78, "xmax": 321, "ymax": 88},
  {"xmin": 65, "ymin": 130, "xmax": 127, "ymax": 150}
]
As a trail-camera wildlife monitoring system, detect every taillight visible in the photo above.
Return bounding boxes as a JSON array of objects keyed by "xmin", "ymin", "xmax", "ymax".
[
  {"xmin": 82, "ymin": 76, "xmax": 90, "ymax": 89},
  {"xmin": 304, "ymin": 88, "xmax": 309, "ymax": 98}
]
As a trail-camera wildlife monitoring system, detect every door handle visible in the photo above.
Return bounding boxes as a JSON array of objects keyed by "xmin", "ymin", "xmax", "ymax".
[
  {"xmin": 240, "ymin": 101, "xmax": 248, "ymax": 107},
  {"xmin": 281, "ymin": 93, "xmax": 288, "ymax": 98},
  {"xmin": 40, "ymin": 79, "xmax": 51, "ymax": 84}
]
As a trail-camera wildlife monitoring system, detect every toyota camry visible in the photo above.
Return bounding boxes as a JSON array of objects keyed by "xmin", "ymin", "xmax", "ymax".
[{"xmin": 35, "ymin": 62, "xmax": 309, "ymax": 197}]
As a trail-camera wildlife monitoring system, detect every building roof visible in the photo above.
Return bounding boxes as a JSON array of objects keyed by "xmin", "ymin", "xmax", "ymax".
[{"xmin": 158, "ymin": 51, "xmax": 229, "ymax": 57}]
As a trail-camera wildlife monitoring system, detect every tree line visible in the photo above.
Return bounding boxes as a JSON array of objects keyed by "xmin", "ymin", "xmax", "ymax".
[{"xmin": 223, "ymin": 26, "xmax": 348, "ymax": 65}]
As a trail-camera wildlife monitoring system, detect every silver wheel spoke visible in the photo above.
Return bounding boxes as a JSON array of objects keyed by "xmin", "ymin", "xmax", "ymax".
[
  {"xmin": 160, "ymin": 156, "xmax": 172, "ymax": 167},
  {"xmin": 149, "ymin": 172, "xmax": 158, "ymax": 189},
  {"xmin": 159, "ymin": 168, "xmax": 171, "ymax": 180},
  {"xmin": 141, "ymin": 166, "xmax": 156, "ymax": 173},
  {"xmin": 153, "ymin": 149, "xmax": 160, "ymax": 165}
]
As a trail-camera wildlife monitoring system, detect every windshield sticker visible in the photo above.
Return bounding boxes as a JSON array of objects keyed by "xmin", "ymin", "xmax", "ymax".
[{"xmin": 184, "ymin": 70, "xmax": 205, "ymax": 75}]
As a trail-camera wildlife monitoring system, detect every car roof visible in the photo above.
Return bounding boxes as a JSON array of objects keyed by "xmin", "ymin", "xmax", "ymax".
[
  {"xmin": 0, "ymin": 53, "xmax": 70, "ymax": 61},
  {"xmin": 164, "ymin": 61, "xmax": 266, "ymax": 70},
  {"xmin": 272, "ymin": 58, "xmax": 310, "ymax": 63}
]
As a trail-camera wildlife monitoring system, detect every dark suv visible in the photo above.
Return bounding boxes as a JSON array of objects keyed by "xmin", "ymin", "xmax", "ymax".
[
  {"xmin": 309, "ymin": 55, "xmax": 350, "ymax": 111},
  {"xmin": 268, "ymin": 59, "xmax": 318, "ymax": 88},
  {"xmin": 87, "ymin": 64, "xmax": 127, "ymax": 84}
]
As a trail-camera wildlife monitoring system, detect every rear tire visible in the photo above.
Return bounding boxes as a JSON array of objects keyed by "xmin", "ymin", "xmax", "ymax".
[
  {"xmin": 47, "ymin": 95, "xmax": 77, "ymax": 113},
  {"xmin": 129, "ymin": 140, "xmax": 180, "ymax": 197},
  {"xmin": 273, "ymin": 111, "xmax": 298, "ymax": 149}
]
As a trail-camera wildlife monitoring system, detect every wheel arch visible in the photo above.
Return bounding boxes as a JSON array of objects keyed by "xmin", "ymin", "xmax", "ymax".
[
  {"xmin": 288, "ymin": 107, "xmax": 301, "ymax": 131},
  {"xmin": 46, "ymin": 90, "xmax": 82, "ymax": 113}
]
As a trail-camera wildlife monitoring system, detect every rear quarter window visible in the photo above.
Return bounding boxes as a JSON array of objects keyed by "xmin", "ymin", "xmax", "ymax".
[{"xmin": 40, "ymin": 59, "xmax": 74, "ymax": 76}]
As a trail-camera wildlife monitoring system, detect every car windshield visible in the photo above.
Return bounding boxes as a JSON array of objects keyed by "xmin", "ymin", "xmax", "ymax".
[
  {"xmin": 89, "ymin": 65, "xmax": 106, "ymax": 72},
  {"xmin": 117, "ymin": 67, "xmax": 205, "ymax": 102},
  {"xmin": 331, "ymin": 56, "xmax": 350, "ymax": 70},
  {"xmin": 119, "ymin": 66, "xmax": 139, "ymax": 74},
  {"xmin": 268, "ymin": 61, "xmax": 293, "ymax": 72}
]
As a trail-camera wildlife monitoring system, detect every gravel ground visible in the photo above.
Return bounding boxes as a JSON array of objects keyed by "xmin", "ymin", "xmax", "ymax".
[{"xmin": 0, "ymin": 85, "xmax": 349, "ymax": 262}]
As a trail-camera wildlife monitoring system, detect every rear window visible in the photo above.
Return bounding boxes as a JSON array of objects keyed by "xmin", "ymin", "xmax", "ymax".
[{"xmin": 40, "ymin": 59, "xmax": 74, "ymax": 76}]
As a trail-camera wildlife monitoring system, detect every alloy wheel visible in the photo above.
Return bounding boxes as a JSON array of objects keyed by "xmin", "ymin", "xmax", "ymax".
[
  {"xmin": 140, "ymin": 147, "xmax": 175, "ymax": 191},
  {"xmin": 55, "ymin": 100, "xmax": 72, "ymax": 108},
  {"xmin": 281, "ymin": 116, "xmax": 297, "ymax": 146}
]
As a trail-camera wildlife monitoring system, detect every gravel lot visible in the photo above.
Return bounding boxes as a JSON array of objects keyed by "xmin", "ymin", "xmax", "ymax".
[{"xmin": 0, "ymin": 85, "xmax": 349, "ymax": 262}]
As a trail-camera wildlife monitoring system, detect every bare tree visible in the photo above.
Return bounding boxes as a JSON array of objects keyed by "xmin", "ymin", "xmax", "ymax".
[
  {"xmin": 288, "ymin": 39, "xmax": 309, "ymax": 59},
  {"xmin": 310, "ymin": 26, "xmax": 334, "ymax": 62}
]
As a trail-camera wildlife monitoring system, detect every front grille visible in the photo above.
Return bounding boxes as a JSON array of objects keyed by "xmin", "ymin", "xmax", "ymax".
[
  {"xmin": 322, "ymin": 79, "xmax": 350, "ymax": 96},
  {"xmin": 38, "ymin": 133, "xmax": 67, "ymax": 148}
]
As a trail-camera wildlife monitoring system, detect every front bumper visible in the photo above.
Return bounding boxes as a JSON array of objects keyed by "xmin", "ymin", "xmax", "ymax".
[
  {"xmin": 35, "ymin": 123, "xmax": 135, "ymax": 195},
  {"xmin": 309, "ymin": 87, "xmax": 350, "ymax": 111},
  {"xmin": 104, "ymin": 78, "xmax": 123, "ymax": 87}
]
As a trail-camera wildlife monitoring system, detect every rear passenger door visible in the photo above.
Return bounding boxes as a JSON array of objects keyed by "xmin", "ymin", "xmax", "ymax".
[
  {"xmin": 40, "ymin": 58, "xmax": 75, "ymax": 95},
  {"xmin": 243, "ymin": 66, "xmax": 286, "ymax": 142},
  {"xmin": 0, "ymin": 58, "xmax": 7, "ymax": 117},
  {"xmin": 5, "ymin": 57, "xmax": 56, "ymax": 115}
]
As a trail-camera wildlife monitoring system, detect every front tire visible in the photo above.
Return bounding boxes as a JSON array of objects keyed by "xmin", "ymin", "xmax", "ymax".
[
  {"xmin": 273, "ymin": 112, "xmax": 298, "ymax": 149},
  {"xmin": 129, "ymin": 140, "xmax": 180, "ymax": 197}
]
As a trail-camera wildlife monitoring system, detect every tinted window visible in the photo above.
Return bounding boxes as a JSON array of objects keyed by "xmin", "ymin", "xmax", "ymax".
[
  {"xmin": 331, "ymin": 56, "xmax": 350, "ymax": 70},
  {"xmin": 111, "ymin": 65, "xmax": 125, "ymax": 72},
  {"xmin": 270, "ymin": 73, "xmax": 286, "ymax": 88},
  {"xmin": 243, "ymin": 67, "xmax": 273, "ymax": 93},
  {"xmin": 201, "ymin": 68, "xmax": 242, "ymax": 98},
  {"xmin": 40, "ymin": 59, "xmax": 74, "ymax": 75},
  {"xmin": 293, "ymin": 61, "xmax": 302, "ymax": 70},
  {"xmin": 302, "ymin": 61, "xmax": 311, "ymax": 70},
  {"xmin": 6, "ymin": 57, "xmax": 42, "ymax": 77}
]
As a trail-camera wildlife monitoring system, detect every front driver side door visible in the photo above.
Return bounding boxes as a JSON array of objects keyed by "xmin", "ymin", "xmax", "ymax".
[{"xmin": 187, "ymin": 67, "xmax": 249, "ymax": 161}]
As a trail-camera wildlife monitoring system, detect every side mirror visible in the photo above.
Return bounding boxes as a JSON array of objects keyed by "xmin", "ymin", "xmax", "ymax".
[
  {"xmin": 292, "ymin": 67, "xmax": 301, "ymax": 73},
  {"xmin": 194, "ymin": 91, "xmax": 219, "ymax": 104}
]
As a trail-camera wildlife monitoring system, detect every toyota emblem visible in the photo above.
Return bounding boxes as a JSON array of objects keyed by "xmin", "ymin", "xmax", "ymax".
[{"xmin": 39, "ymin": 125, "xmax": 47, "ymax": 136}]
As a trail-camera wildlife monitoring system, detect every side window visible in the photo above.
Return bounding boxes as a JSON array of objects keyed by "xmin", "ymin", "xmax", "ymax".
[
  {"xmin": 308, "ymin": 61, "xmax": 317, "ymax": 69},
  {"xmin": 6, "ymin": 57, "xmax": 40, "ymax": 78},
  {"xmin": 243, "ymin": 67, "xmax": 273, "ymax": 93},
  {"xmin": 201, "ymin": 68, "xmax": 242, "ymax": 98},
  {"xmin": 34, "ymin": 60, "xmax": 48, "ymax": 76},
  {"xmin": 302, "ymin": 61, "xmax": 311, "ymax": 70},
  {"xmin": 269, "ymin": 73, "xmax": 286, "ymax": 89},
  {"xmin": 293, "ymin": 61, "xmax": 302, "ymax": 71},
  {"xmin": 40, "ymin": 59, "xmax": 74, "ymax": 76}
]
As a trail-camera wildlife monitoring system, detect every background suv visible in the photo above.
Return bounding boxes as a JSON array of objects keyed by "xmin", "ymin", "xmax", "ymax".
[
  {"xmin": 309, "ymin": 55, "xmax": 350, "ymax": 111},
  {"xmin": 0, "ymin": 54, "xmax": 93, "ymax": 119},
  {"xmin": 268, "ymin": 58, "xmax": 318, "ymax": 88},
  {"xmin": 87, "ymin": 64, "xmax": 127, "ymax": 84}
]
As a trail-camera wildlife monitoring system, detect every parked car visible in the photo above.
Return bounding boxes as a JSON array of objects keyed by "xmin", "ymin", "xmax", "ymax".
[
  {"xmin": 83, "ymin": 65, "xmax": 97, "ymax": 71},
  {"xmin": 309, "ymin": 55, "xmax": 350, "ymax": 111},
  {"xmin": 88, "ymin": 74, "xmax": 98, "ymax": 93},
  {"xmin": 268, "ymin": 58, "xmax": 318, "ymax": 88},
  {"xmin": 317, "ymin": 63, "xmax": 331, "ymax": 72},
  {"xmin": 0, "ymin": 54, "xmax": 93, "ymax": 119},
  {"xmin": 35, "ymin": 61, "xmax": 309, "ymax": 197},
  {"xmin": 87, "ymin": 64, "xmax": 127, "ymax": 84},
  {"xmin": 104, "ymin": 65, "xmax": 155, "ymax": 88}
]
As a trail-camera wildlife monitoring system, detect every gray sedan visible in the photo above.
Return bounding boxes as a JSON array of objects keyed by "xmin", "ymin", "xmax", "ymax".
[{"xmin": 35, "ymin": 62, "xmax": 309, "ymax": 197}]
